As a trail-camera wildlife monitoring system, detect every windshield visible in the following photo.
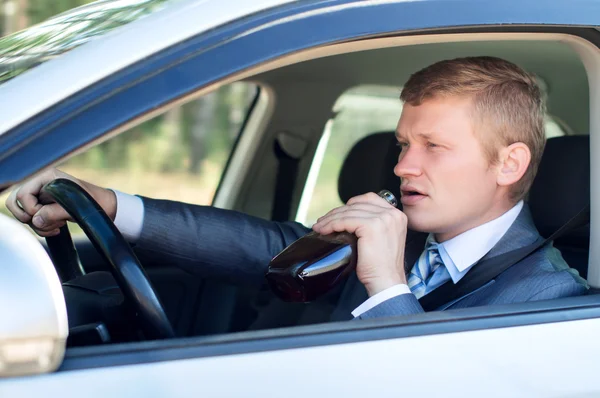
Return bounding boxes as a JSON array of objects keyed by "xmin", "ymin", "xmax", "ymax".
[{"xmin": 0, "ymin": 0, "xmax": 175, "ymax": 85}]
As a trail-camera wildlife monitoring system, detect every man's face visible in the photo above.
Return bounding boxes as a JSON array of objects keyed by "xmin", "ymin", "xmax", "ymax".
[{"xmin": 394, "ymin": 96, "xmax": 503, "ymax": 241}]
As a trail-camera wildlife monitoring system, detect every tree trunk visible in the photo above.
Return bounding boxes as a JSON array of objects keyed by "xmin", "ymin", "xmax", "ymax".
[
  {"xmin": 15, "ymin": 0, "xmax": 27, "ymax": 31},
  {"xmin": 2, "ymin": 0, "xmax": 28, "ymax": 35},
  {"xmin": 189, "ymin": 92, "xmax": 217, "ymax": 174},
  {"xmin": 227, "ymin": 84, "xmax": 255, "ymax": 141},
  {"xmin": 3, "ymin": 0, "xmax": 16, "ymax": 35},
  {"xmin": 161, "ymin": 107, "xmax": 182, "ymax": 172}
]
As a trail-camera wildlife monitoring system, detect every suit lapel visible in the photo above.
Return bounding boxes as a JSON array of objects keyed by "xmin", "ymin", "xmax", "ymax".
[
  {"xmin": 430, "ymin": 204, "xmax": 542, "ymax": 310},
  {"xmin": 477, "ymin": 204, "xmax": 540, "ymax": 262}
]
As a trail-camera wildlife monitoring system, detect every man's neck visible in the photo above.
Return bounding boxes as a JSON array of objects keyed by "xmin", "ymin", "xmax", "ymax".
[{"xmin": 435, "ymin": 200, "xmax": 519, "ymax": 243}]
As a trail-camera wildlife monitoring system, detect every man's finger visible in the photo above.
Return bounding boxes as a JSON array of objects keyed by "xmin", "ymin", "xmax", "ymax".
[
  {"xmin": 317, "ymin": 202, "xmax": 389, "ymax": 223},
  {"xmin": 16, "ymin": 191, "xmax": 44, "ymax": 216},
  {"xmin": 30, "ymin": 226, "xmax": 62, "ymax": 238},
  {"xmin": 347, "ymin": 192, "xmax": 395, "ymax": 207},
  {"xmin": 15, "ymin": 173, "xmax": 56, "ymax": 214},
  {"xmin": 5, "ymin": 189, "xmax": 33, "ymax": 223},
  {"xmin": 315, "ymin": 215, "xmax": 374, "ymax": 235},
  {"xmin": 315, "ymin": 208, "xmax": 386, "ymax": 234},
  {"xmin": 32, "ymin": 203, "xmax": 71, "ymax": 230},
  {"xmin": 316, "ymin": 208, "xmax": 382, "ymax": 226}
]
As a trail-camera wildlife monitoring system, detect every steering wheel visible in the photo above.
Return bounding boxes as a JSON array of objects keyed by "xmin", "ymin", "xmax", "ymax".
[{"xmin": 42, "ymin": 178, "xmax": 175, "ymax": 340}]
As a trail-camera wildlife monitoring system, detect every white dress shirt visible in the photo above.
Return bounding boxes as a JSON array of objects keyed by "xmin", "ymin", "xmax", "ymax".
[
  {"xmin": 112, "ymin": 190, "xmax": 145, "ymax": 242},
  {"xmin": 111, "ymin": 190, "xmax": 523, "ymax": 319},
  {"xmin": 351, "ymin": 200, "xmax": 524, "ymax": 317}
]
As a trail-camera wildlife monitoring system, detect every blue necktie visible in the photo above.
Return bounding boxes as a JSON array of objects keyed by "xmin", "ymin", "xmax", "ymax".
[{"xmin": 407, "ymin": 238, "xmax": 451, "ymax": 299}]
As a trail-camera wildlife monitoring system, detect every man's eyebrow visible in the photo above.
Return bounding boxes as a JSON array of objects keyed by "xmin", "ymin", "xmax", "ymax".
[{"xmin": 395, "ymin": 131, "xmax": 433, "ymax": 140}]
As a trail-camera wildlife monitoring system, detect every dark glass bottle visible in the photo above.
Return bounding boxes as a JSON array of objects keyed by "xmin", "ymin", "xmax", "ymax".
[{"xmin": 265, "ymin": 190, "xmax": 398, "ymax": 302}]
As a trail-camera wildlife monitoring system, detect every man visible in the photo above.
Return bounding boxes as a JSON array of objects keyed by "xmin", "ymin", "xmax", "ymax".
[{"xmin": 6, "ymin": 56, "xmax": 588, "ymax": 321}]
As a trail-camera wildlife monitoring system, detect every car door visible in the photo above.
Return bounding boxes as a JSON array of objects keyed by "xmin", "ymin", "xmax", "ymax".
[{"xmin": 1, "ymin": 0, "xmax": 600, "ymax": 396}]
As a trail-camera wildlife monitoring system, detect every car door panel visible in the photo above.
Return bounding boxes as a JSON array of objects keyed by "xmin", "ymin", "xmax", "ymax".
[{"xmin": 5, "ymin": 298, "xmax": 600, "ymax": 397}]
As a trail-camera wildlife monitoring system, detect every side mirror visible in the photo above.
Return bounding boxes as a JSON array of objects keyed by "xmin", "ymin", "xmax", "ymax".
[{"xmin": 0, "ymin": 213, "xmax": 68, "ymax": 377}]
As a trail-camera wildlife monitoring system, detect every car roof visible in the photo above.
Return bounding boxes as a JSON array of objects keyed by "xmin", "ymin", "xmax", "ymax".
[{"xmin": 0, "ymin": 0, "xmax": 296, "ymax": 136}]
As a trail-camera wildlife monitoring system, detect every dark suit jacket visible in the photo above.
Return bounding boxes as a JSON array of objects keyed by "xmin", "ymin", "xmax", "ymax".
[{"xmin": 132, "ymin": 197, "xmax": 588, "ymax": 321}]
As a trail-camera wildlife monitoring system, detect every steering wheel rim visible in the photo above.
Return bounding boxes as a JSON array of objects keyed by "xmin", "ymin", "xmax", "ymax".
[{"xmin": 42, "ymin": 178, "xmax": 175, "ymax": 340}]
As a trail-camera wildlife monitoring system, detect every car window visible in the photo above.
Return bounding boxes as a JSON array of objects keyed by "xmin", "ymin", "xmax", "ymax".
[
  {"xmin": 0, "ymin": 82, "xmax": 257, "ymax": 235},
  {"xmin": 295, "ymin": 85, "xmax": 402, "ymax": 226},
  {"xmin": 296, "ymin": 85, "xmax": 568, "ymax": 227}
]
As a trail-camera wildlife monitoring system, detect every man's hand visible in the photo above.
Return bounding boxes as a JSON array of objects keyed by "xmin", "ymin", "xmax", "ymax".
[
  {"xmin": 5, "ymin": 168, "xmax": 117, "ymax": 237},
  {"xmin": 312, "ymin": 192, "xmax": 408, "ymax": 297}
]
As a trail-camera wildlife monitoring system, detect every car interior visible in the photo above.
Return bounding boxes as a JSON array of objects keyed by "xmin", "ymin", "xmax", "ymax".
[{"xmin": 42, "ymin": 34, "xmax": 594, "ymax": 346}]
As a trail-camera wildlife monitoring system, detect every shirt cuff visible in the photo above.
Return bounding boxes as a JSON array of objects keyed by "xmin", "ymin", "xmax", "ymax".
[
  {"xmin": 111, "ymin": 189, "xmax": 145, "ymax": 243},
  {"xmin": 351, "ymin": 284, "xmax": 412, "ymax": 318}
]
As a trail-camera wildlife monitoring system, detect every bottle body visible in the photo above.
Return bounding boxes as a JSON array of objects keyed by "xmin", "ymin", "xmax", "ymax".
[
  {"xmin": 265, "ymin": 190, "xmax": 397, "ymax": 303},
  {"xmin": 266, "ymin": 231, "xmax": 357, "ymax": 302}
]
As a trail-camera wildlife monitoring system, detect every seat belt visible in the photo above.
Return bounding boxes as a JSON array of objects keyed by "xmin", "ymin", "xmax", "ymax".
[
  {"xmin": 271, "ymin": 132, "xmax": 307, "ymax": 222},
  {"xmin": 419, "ymin": 205, "xmax": 590, "ymax": 312}
]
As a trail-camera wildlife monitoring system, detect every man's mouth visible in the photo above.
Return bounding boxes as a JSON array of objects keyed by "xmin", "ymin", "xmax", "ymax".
[{"xmin": 400, "ymin": 186, "xmax": 428, "ymax": 205}]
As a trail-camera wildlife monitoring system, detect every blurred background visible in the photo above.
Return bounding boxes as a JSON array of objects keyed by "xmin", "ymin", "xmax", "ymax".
[{"xmin": 0, "ymin": 0, "xmax": 564, "ymax": 235}]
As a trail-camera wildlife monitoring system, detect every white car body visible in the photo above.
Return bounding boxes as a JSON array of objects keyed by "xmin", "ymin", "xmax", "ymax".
[{"xmin": 1, "ymin": 0, "xmax": 599, "ymax": 396}]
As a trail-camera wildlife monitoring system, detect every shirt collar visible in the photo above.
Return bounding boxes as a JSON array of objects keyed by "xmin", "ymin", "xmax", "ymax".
[{"xmin": 429, "ymin": 200, "xmax": 524, "ymax": 283}]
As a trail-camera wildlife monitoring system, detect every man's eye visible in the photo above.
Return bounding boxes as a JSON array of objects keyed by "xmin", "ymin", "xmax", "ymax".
[
  {"xmin": 396, "ymin": 142, "xmax": 408, "ymax": 149},
  {"xmin": 427, "ymin": 142, "xmax": 439, "ymax": 148}
]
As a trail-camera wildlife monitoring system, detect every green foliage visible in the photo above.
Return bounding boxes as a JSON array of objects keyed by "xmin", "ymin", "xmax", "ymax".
[{"xmin": 61, "ymin": 84, "xmax": 257, "ymax": 177}]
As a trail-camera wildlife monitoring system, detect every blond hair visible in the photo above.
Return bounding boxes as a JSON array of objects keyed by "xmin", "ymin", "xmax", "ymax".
[{"xmin": 400, "ymin": 56, "xmax": 546, "ymax": 202}]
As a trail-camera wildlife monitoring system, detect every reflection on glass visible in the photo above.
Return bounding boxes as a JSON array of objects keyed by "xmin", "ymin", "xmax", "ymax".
[{"xmin": 0, "ymin": 0, "xmax": 175, "ymax": 84}]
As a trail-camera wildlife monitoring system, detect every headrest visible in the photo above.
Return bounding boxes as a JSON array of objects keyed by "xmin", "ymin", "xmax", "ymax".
[
  {"xmin": 528, "ymin": 135, "xmax": 590, "ymax": 247},
  {"xmin": 338, "ymin": 131, "xmax": 400, "ymax": 205}
]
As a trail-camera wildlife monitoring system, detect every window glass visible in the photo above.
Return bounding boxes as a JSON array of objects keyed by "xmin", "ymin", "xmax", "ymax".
[
  {"xmin": 296, "ymin": 85, "xmax": 402, "ymax": 226},
  {"xmin": 296, "ymin": 85, "xmax": 569, "ymax": 227},
  {"xmin": 545, "ymin": 116, "xmax": 568, "ymax": 138},
  {"xmin": 0, "ymin": 82, "xmax": 257, "ymax": 235}
]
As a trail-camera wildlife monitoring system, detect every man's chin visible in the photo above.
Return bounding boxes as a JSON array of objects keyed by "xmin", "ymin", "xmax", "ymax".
[{"xmin": 405, "ymin": 210, "xmax": 439, "ymax": 233}]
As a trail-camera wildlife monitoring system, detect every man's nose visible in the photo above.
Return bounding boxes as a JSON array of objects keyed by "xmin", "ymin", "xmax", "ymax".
[{"xmin": 394, "ymin": 147, "xmax": 422, "ymax": 178}]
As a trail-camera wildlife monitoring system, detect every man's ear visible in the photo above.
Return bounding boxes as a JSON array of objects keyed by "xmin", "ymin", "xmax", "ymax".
[{"xmin": 496, "ymin": 142, "xmax": 531, "ymax": 187}]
